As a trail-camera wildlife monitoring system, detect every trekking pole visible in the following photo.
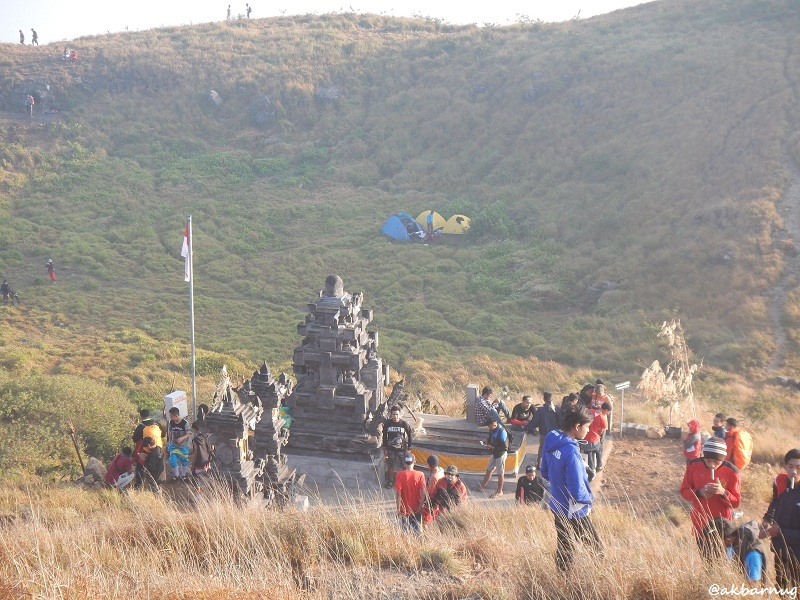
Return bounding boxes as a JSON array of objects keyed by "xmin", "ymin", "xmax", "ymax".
[{"xmin": 67, "ymin": 420, "xmax": 86, "ymax": 476}]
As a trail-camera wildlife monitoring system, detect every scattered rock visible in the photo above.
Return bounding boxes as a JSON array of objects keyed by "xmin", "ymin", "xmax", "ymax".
[
  {"xmin": 646, "ymin": 427, "xmax": 665, "ymax": 439},
  {"xmin": 84, "ymin": 456, "xmax": 106, "ymax": 482},
  {"xmin": 315, "ymin": 86, "xmax": 342, "ymax": 103}
]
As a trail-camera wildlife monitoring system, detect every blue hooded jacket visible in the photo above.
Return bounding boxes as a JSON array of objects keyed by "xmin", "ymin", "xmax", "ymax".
[{"xmin": 540, "ymin": 428, "xmax": 593, "ymax": 518}]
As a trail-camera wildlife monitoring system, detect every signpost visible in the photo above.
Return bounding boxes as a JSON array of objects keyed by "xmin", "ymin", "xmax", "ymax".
[{"xmin": 614, "ymin": 381, "xmax": 631, "ymax": 438}]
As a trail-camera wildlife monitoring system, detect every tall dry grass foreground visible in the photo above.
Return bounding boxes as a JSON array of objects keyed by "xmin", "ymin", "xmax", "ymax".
[{"xmin": 0, "ymin": 479, "xmax": 754, "ymax": 599}]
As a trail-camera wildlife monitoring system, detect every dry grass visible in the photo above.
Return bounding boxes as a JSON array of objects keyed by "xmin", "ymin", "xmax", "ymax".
[{"xmin": 0, "ymin": 478, "xmax": 760, "ymax": 599}]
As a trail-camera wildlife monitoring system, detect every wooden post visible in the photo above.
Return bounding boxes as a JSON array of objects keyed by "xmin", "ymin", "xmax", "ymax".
[{"xmin": 67, "ymin": 421, "xmax": 85, "ymax": 476}]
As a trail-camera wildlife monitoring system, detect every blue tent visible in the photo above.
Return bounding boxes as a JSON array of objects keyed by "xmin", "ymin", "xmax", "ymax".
[{"xmin": 381, "ymin": 213, "xmax": 425, "ymax": 242}]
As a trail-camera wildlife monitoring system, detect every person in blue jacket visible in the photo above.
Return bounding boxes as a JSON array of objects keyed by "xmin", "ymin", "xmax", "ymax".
[{"xmin": 540, "ymin": 405, "xmax": 603, "ymax": 571}]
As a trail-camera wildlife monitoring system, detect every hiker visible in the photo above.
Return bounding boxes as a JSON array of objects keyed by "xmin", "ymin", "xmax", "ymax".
[
  {"xmin": 31, "ymin": 29, "xmax": 38, "ymax": 46},
  {"xmin": 135, "ymin": 436, "xmax": 165, "ymax": 491},
  {"xmin": 19, "ymin": 30, "xmax": 24, "ymax": 44},
  {"xmin": 516, "ymin": 464, "xmax": 545, "ymax": 506},
  {"xmin": 704, "ymin": 517, "xmax": 766, "ymax": 584},
  {"xmin": 104, "ymin": 447, "xmax": 135, "ymax": 488},
  {"xmin": 25, "ymin": 95, "xmax": 35, "ymax": 117},
  {"xmin": 683, "ymin": 419, "xmax": 703, "ymax": 462},
  {"xmin": 590, "ymin": 380, "xmax": 610, "ymax": 410},
  {"xmin": 712, "ymin": 413, "xmax": 727, "ymax": 439},
  {"xmin": 132, "ymin": 409, "xmax": 164, "ymax": 448},
  {"xmin": 540, "ymin": 406, "xmax": 603, "ymax": 571},
  {"xmin": 63, "ymin": 47, "xmax": 69, "ymax": 61},
  {"xmin": 167, "ymin": 407, "xmax": 191, "ymax": 481},
  {"xmin": 1, "ymin": 281, "xmax": 10, "ymax": 305},
  {"xmin": 477, "ymin": 418, "xmax": 509, "ymax": 498},
  {"xmin": 578, "ymin": 384, "xmax": 594, "ymax": 407},
  {"xmin": 680, "ymin": 438, "xmax": 742, "ymax": 561},
  {"xmin": 190, "ymin": 421, "xmax": 214, "ymax": 479},
  {"xmin": 475, "ymin": 386, "xmax": 502, "ymax": 426},
  {"xmin": 561, "ymin": 393, "xmax": 579, "ymax": 414},
  {"xmin": 46, "ymin": 259, "xmax": 55, "ymax": 282},
  {"xmin": 226, "ymin": 4, "xmax": 231, "ymax": 19},
  {"xmin": 426, "ymin": 210, "xmax": 434, "ymax": 235},
  {"xmin": 528, "ymin": 391, "xmax": 562, "ymax": 469},
  {"xmin": 425, "ymin": 454, "xmax": 444, "ymax": 498},
  {"xmin": 509, "ymin": 395, "xmax": 535, "ymax": 429},
  {"xmin": 246, "ymin": 3, "xmax": 252, "ymax": 17},
  {"xmin": 431, "ymin": 465, "xmax": 468, "ymax": 514},
  {"xmin": 395, "ymin": 453, "xmax": 426, "ymax": 534},
  {"xmin": 492, "ymin": 385, "xmax": 512, "ymax": 422},
  {"xmin": 725, "ymin": 418, "xmax": 752, "ymax": 470},
  {"xmin": 583, "ymin": 402, "xmax": 611, "ymax": 480},
  {"xmin": 762, "ymin": 448, "xmax": 800, "ymax": 589},
  {"xmin": 383, "ymin": 404, "xmax": 413, "ymax": 488},
  {"xmin": 69, "ymin": 50, "xmax": 78, "ymax": 61}
]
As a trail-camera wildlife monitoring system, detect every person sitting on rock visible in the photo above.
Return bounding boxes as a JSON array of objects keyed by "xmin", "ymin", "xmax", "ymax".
[{"xmin": 509, "ymin": 395, "xmax": 535, "ymax": 429}]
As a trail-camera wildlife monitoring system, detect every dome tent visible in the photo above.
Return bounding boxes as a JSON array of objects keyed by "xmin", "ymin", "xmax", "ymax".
[
  {"xmin": 415, "ymin": 210, "xmax": 447, "ymax": 231},
  {"xmin": 442, "ymin": 214, "xmax": 470, "ymax": 235},
  {"xmin": 381, "ymin": 213, "xmax": 425, "ymax": 242}
]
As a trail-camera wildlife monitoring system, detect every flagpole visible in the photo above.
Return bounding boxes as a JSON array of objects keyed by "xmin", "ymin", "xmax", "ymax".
[{"xmin": 188, "ymin": 215, "xmax": 197, "ymax": 419}]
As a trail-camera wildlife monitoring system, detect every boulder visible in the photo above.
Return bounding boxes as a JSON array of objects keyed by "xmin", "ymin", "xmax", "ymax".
[
  {"xmin": 646, "ymin": 427, "xmax": 665, "ymax": 439},
  {"xmin": 84, "ymin": 456, "xmax": 106, "ymax": 482}
]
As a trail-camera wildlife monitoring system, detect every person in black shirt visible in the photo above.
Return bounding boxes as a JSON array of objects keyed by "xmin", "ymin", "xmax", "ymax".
[
  {"xmin": 516, "ymin": 464, "xmax": 545, "ymax": 505},
  {"xmin": 382, "ymin": 405, "xmax": 413, "ymax": 488},
  {"xmin": 763, "ymin": 448, "xmax": 800, "ymax": 588},
  {"xmin": 509, "ymin": 395, "xmax": 535, "ymax": 430}
]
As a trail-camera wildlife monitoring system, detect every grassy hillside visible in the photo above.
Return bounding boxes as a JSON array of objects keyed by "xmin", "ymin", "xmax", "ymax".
[{"xmin": 1, "ymin": 0, "xmax": 800, "ymax": 408}]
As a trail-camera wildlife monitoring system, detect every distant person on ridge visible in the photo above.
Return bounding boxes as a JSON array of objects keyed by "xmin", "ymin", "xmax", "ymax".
[
  {"xmin": 31, "ymin": 29, "xmax": 38, "ymax": 46},
  {"xmin": 227, "ymin": 4, "xmax": 231, "ymax": 19},
  {"xmin": 246, "ymin": 3, "xmax": 252, "ymax": 17},
  {"xmin": 46, "ymin": 258, "xmax": 55, "ymax": 282},
  {"xmin": 19, "ymin": 30, "xmax": 24, "ymax": 45},
  {"xmin": 1, "ymin": 280, "xmax": 10, "ymax": 305},
  {"xmin": 25, "ymin": 95, "xmax": 35, "ymax": 117},
  {"xmin": 63, "ymin": 47, "xmax": 69, "ymax": 61}
]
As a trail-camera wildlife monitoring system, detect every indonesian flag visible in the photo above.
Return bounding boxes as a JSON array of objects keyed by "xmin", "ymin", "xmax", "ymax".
[{"xmin": 181, "ymin": 223, "xmax": 190, "ymax": 282}]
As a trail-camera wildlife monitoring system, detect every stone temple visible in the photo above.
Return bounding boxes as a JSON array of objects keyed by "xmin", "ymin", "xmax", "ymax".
[{"xmin": 285, "ymin": 275, "xmax": 389, "ymax": 488}]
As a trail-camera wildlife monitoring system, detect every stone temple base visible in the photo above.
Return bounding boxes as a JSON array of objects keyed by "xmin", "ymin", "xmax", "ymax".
[{"xmin": 288, "ymin": 448, "xmax": 385, "ymax": 493}]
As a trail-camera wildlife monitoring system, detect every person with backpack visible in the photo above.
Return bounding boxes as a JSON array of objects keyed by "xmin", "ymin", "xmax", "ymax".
[
  {"xmin": 104, "ymin": 447, "xmax": 135, "ymax": 488},
  {"xmin": 725, "ymin": 418, "xmax": 752, "ymax": 470},
  {"xmin": 477, "ymin": 418, "xmax": 509, "ymax": 498},
  {"xmin": 704, "ymin": 517, "xmax": 766, "ymax": 584},
  {"xmin": 190, "ymin": 421, "xmax": 214, "ymax": 479},
  {"xmin": 167, "ymin": 407, "xmax": 192, "ymax": 481},
  {"xmin": 135, "ymin": 436, "xmax": 164, "ymax": 492},
  {"xmin": 31, "ymin": 29, "xmax": 38, "ymax": 46},
  {"xmin": 132, "ymin": 409, "xmax": 165, "ymax": 448},
  {"xmin": 540, "ymin": 406, "xmax": 603, "ymax": 571},
  {"xmin": 762, "ymin": 448, "xmax": 800, "ymax": 588},
  {"xmin": 45, "ymin": 259, "xmax": 55, "ymax": 282}
]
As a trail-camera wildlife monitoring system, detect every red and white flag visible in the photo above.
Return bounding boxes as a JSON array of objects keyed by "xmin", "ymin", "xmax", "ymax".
[{"xmin": 181, "ymin": 223, "xmax": 190, "ymax": 282}]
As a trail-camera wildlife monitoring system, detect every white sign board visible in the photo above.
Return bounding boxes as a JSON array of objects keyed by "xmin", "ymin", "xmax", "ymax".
[
  {"xmin": 614, "ymin": 381, "xmax": 631, "ymax": 391},
  {"xmin": 164, "ymin": 390, "xmax": 188, "ymax": 419}
]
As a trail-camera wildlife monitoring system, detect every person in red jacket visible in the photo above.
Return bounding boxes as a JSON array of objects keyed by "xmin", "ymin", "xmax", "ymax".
[
  {"xmin": 683, "ymin": 419, "xmax": 703, "ymax": 462},
  {"xmin": 725, "ymin": 417, "xmax": 752, "ymax": 470},
  {"xmin": 680, "ymin": 437, "xmax": 741, "ymax": 561}
]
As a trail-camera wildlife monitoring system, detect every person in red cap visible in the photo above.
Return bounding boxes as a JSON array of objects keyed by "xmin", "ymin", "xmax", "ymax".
[{"xmin": 680, "ymin": 437, "xmax": 741, "ymax": 561}]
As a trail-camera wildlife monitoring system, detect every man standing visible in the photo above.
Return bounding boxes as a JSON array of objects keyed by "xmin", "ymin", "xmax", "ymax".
[
  {"xmin": 583, "ymin": 402, "xmax": 611, "ymax": 480},
  {"xmin": 19, "ymin": 30, "xmax": 24, "ymax": 45},
  {"xmin": 132, "ymin": 409, "xmax": 164, "ymax": 449},
  {"xmin": 31, "ymin": 29, "xmax": 38, "ymax": 46},
  {"xmin": 46, "ymin": 259, "xmax": 55, "ymax": 282},
  {"xmin": 478, "ymin": 418, "xmax": 508, "ymax": 498},
  {"xmin": 680, "ymin": 438, "xmax": 741, "ymax": 561},
  {"xmin": 540, "ymin": 406, "xmax": 602, "ymax": 571},
  {"xmin": 382, "ymin": 405, "xmax": 413, "ymax": 488},
  {"xmin": 246, "ymin": 3, "xmax": 252, "ymax": 17},
  {"xmin": 712, "ymin": 413, "xmax": 727, "ymax": 439},
  {"xmin": 167, "ymin": 407, "xmax": 192, "ymax": 481},
  {"xmin": 529, "ymin": 391, "xmax": 562, "ymax": 468},
  {"xmin": 725, "ymin": 417, "xmax": 752, "ymax": 471},
  {"xmin": 395, "ymin": 453, "xmax": 425, "ymax": 534},
  {"xmin": 516, "ymin": 465, "xmax": 545, "ymax": 506},
  {"xmin": 426, "ymin": 210, "xmax": 434, "ymax": 235},
  {"xmin": 763, "ymin": 448, "xmax": 800, "ymax": 588},
  {"xmin": 226, "ymin": 5, "xmax": 231, "ymax": 19},
  {"xmin": 1, "ymin": 281, "xmax": 10, "ymax": 305}
]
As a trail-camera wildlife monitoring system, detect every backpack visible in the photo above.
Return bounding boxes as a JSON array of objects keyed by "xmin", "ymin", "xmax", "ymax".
[
  {"xmin": 488, "ymin": 426, "xmax": 512, "ymax": 454},
  {"xmin": 142, "ymin": 421, "xmax": 163, "ymax": 448}
]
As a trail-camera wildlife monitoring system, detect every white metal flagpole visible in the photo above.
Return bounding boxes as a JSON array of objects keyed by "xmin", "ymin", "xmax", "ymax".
[{"xmin": 187, "ymin": 216, "xmax": 197, "ymax": 419}]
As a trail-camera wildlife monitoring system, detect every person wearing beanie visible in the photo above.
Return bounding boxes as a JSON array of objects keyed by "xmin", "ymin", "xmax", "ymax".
[{"xmin": 680, "ymin": 437, "xmax": 741, "ymax": 561}]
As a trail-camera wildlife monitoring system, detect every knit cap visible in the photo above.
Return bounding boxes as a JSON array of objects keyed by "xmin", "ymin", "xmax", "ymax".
[{"xmin": 702, "ymin": 438, "xmax": 727, "ymax": 459}]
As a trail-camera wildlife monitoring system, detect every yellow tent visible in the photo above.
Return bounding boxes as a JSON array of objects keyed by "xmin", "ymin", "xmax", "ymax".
[
  {"xmin": 442, "ymin": 214, "xmax": 470, "ymax": 234},
  {"xmin": 415, "ymin": 210, "xmax": 447, "ymax": 231}
]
